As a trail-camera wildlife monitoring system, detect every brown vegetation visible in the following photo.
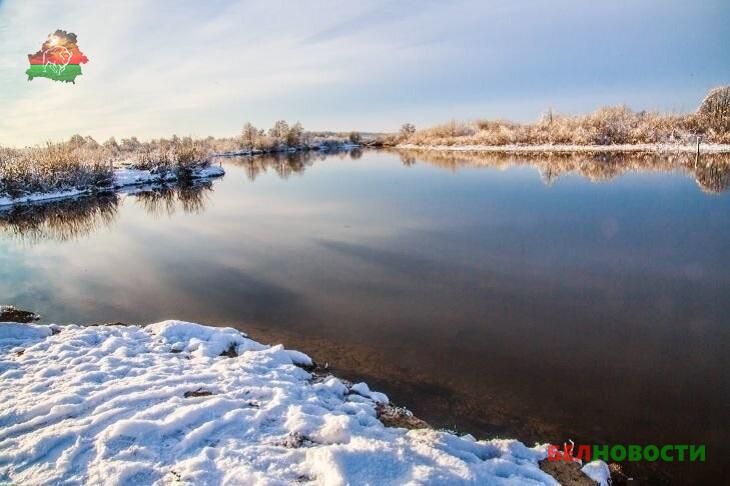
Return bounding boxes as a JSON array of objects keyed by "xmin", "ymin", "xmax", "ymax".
[
  {"xmin": 396, "ymin": 87, "xmax": 730, "ymax": 147},
  {"xmin": 0, "ymin": 143, "xmax": 113, "ymax": 199},
  {"xmin": 1, "ymin": 135, "xmax": 213, "ymax": 200}
]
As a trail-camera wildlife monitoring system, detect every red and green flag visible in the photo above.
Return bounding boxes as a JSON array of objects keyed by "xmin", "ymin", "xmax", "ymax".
[{"xmin": 26, "ymin": 30, "xmax": 89, "ymax": 83}]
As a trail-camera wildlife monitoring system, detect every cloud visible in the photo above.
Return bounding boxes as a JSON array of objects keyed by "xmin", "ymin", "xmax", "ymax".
[{"xmin": 0, "ymin": 0, "xmax": 728, "ymax": 147}]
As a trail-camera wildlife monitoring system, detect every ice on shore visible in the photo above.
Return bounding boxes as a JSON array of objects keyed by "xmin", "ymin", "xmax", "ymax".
[{"xmin": 0, "ymin": 320, "xmax": 564, "ymax": 485}]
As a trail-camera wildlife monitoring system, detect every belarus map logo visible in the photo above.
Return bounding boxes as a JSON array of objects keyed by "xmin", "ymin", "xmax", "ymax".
[{"xmin": 26, "ymin": 30, "xmax": 89, "ymax": 83}]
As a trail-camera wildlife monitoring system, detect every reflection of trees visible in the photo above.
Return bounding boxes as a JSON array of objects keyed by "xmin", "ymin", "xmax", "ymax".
[
  {"xmin": 134, "ymin": 181, "xmax": 212, "ymax": 216},
  {"xmin": 222, "ymin": 152, "xmax": 319, "ymax": 181},
  {"xmin": 220, "ymin": 148, "xmax": 366, "ymax": 181},
  {"xmin": 0, "ymin": 182, "xmax": 215, "ymax": 242},
  {"xmin": 0, "ymin": 193, "xmax": 119, "ymax": 242},
  {"xmin": 398, "ymin": 152, "xmax": 416, "ymax": 167},
  {"xmin": 694, "ymin": 157, "xmax": 730, "ymax": 194},
  {"xmin": 392, "ymin": 149, "xmax": 730, "ymax": 194}
]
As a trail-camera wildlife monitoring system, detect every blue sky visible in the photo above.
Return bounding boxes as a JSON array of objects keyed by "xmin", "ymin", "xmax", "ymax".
[{"xmin": 0, "ymin": 0, "xmax": 728, "ymax": 146}]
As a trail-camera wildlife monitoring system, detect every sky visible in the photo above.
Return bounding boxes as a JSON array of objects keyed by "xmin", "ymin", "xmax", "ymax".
[{"xmin": 0, "ymin": 0, "xmax": 728, "ymax": 147}]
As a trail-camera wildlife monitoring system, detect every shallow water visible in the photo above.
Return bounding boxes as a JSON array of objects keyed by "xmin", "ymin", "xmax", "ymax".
[{"xmin": 2, "ymin": 150, "xmax": 729, "ymax": 483}]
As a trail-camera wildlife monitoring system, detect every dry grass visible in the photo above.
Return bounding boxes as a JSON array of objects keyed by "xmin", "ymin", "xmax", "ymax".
[
  {"xmin": 399, "ymin": 87, "xmax": 730, "ymax": 147},
  {"xmin": 0, "ymin": 143, "xmax": 114, "ymax": 199},
  {"xmin": 1, "ymin": 136, "xmax": 213, "ymax": 199}
]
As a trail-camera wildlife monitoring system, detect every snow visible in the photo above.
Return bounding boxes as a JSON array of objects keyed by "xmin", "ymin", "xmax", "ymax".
[
  {"xmin": 0, "ymin": 320, "xmax": 566, "ymax": 485},
  {"xmin": 350, "ymin": 382, "xmax": 389, "ymax": 404},
  {"xmin": 0, "ymin": 323, "xmax": 52, "ymax": 347},
  {"xmin": 0, "ymin": 165, "xmax": 225, "ymax": 208},
  {"xmin": 581, "ymin": 460, "xmax": 611, "ymax": 486},
  {"xmin": 113, "ymin": 165, "xmax": 225, "ymax": 188},
  {"xmin": 0, "ymin": 188, "xmax": 89, "ymax": 208}
]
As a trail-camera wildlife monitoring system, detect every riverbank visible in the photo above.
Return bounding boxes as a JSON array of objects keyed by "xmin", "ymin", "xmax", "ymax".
[
  {"xmin": 396, "ymin": 143, "xmax": 730, "ymax": 154},
  {"xmin": 0, "ymin": 320, "xmax": 609, "ymax": 485},
  {"xmin": 0, "ymin": 165, "xmax": 224, "ymax": 208}
]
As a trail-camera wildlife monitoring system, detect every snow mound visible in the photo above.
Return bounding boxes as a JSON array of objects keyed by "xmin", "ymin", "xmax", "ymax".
[
  {"xmin": 147, "ymin": 320, "xmax": 267, "ymax": 358},
  {"xmin": 581, "ymin": 460, "xmax": 611, "ymax": 486},
  {"xmin": 350, "ymin": 382, "xmax": 388, "ymax": 404},
  {"xmin": 0, "ymin": 321, "xmax": 559, "ymax": 485},
  {"xmin": 0, "ymin": 322, "xmax": 52, "ymax": 346}
]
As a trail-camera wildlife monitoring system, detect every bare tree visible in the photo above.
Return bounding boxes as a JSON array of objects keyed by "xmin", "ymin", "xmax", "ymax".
[
  {"xmin": 241, "ymin": 122, "xmax": 258, "ymax": 149},
  {"xmin": 83, "ymin": 136, "xmax": 100, "ymax": 149},
  {"xmin": 68, "ymin": 134, "xmax": 86, "ymax": 148},
  {"xmin": 399, "ymin": 123, "xmax": 416, "ymax": 140},
  {"xmin": 103, "ymin": 137, "xmax": 119, "ymax": 152},
  {"xmin": 349, "ymin": 131, "xmax": 362, "ymax": 144},
  {"xmin": 287, "ymin": 122, "xmax": 303, "ymax": 146},
  {"xmin": 269, "ymin": 120, "xmax": 290, "ymax": 142},
  {"xmin": 120, "ymin": 137, "xmax": 141, "ymax": 152}
]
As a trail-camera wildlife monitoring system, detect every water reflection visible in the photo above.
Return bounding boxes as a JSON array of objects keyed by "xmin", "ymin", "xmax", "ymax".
[
  {"xmin": 694, "ymin": 159, "xmax": 730, "ymax": 194},
  {"xmin": 0, "ymin": 193, "xmax": 119, "ymax": 242},
  {"xmin": 133, "ymin": 181, "xmax": 213, "ymax": 216},
  {"xmin": 4, "ymin": 151, "xmax": 727, "ymax": 244},
  {"xmin": 218, "ymin": 148, "xmax": 364, "ymax": 181},
  {"xmin": 396, "ymin": 149, "xmax": 730, "ymax": 193},
  {"xmin": 0, "ymin": 182, "xmax": 215, "ymax": 242}
]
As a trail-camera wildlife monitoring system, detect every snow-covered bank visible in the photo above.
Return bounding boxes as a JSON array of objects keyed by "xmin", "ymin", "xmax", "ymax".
[
  {"xmin": 0, "ymin": 165, "xmax": 224, "ymax": 208},
  {"xmin": 0, "ymin": 320, "xmax": 607, "ymax": 485},
  {"xmin": 397, "ymin": 143, "xmax": 730, "ymax": 154}
]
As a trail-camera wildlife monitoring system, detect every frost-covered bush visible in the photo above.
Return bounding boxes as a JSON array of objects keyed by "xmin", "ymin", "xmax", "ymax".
[
  {"xmin": 402, "ymin": 88, "xmax": 730, "ymax": 147},
  {"xmin": 0, "ymin": 133, "xmax": 217, "ymax": 199},
  {"xmin": 131, "ymin": 137, "xmax": 210, "ymax": 176},
  {"xmin": 0, "ymin": 141, "xmax": 113, "ymax": 198},
  {"xmin": 698, "ymin": 86, "xmax": 730, "ymax": 133}
]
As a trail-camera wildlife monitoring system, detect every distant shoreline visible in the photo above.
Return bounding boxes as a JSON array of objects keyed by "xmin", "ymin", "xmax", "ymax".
[{"xmin": 396, "ymin": 143, "xmax": 730, "ymax": 154}]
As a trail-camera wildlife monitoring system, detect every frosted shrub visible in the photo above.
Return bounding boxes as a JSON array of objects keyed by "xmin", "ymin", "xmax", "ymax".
[
  {"xmin": 403, "ymin": 88, "xmax": 730, "ymax": 147},
  {"xmin": 698, "ymin": 86, "xmax": 730, "ymax": 132},
  {"xmin": 0, "ymin": 142, "xmax": 113, "ymax": 198}
]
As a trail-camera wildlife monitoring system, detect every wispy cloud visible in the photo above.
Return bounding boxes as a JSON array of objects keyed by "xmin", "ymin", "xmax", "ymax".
[{"xmin": 1, "ymin": 0, "xmax": 728, "ymax": 146}]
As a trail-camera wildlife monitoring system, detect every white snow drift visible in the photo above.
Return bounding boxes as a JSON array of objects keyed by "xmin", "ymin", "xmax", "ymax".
[{"xmin": 0, "ymin": 320, "xmax": 605, "ymax": 485}]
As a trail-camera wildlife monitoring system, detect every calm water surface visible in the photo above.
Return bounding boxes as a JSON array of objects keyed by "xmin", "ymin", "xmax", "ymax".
[{"xmin": 2, "ymin": 150, "xmax": 729, "ymax": 483}]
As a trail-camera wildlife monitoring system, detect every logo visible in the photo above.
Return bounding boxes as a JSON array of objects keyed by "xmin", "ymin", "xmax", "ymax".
[
  {"xmin": 547, "ymin": 441, "xmax": 706, "ymax": 463},
  {"xmin": 26, "ymin": 30, "xmax": 89, "ymax": 84}
]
